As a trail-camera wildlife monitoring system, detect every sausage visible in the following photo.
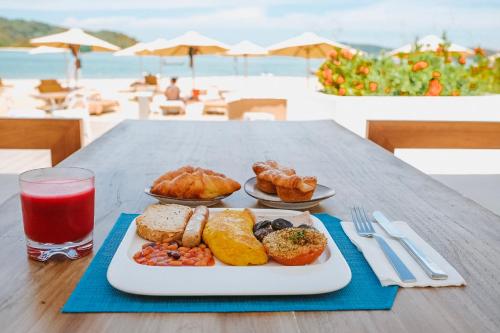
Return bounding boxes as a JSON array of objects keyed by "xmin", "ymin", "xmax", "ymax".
[{"xmin": 181, "ymin": 206, "xmax": 209, "ymax": 247}]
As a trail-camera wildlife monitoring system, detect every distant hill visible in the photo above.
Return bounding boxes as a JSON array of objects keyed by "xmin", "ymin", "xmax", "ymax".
[
  {"xmin": 0, "ymin": 17, "xmax": 137, "ymax": 49},
  {"xmin": 340, "ymin": 41, "xmax": 390, "ymax": 55}
]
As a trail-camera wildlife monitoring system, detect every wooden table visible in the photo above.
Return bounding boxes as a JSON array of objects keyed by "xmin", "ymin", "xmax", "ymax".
[{"xmin": 1, "ymin": 120, "xmax": 499, "ymax": 333}]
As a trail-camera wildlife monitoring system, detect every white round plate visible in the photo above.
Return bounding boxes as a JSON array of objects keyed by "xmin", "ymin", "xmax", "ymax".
[
  {"xmin": 144, "ymin": 187, "xmax": 230, "ymax": 207},
  {"xmin": 244, "ymin": 177, "xmax": 335, "ymax": 210}
]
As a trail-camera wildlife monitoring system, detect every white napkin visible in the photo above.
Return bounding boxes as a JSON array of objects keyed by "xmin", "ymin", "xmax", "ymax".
[{"xmin": 341, "ymin": 221, "xmax": 466, "ymax": 287}]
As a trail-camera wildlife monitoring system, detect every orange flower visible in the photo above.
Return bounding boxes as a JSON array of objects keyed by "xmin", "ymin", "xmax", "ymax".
[
  {"xmin": 358, "ymin": 66, "xmax": 370, "ymax": 75},
  {"xmin": 412, "ymin": 61, "xmax": 428, "ymax": 72},
  {"xmin": 458, "ymin": 55, "xmax": 466, "ymax": 65},
  {"xmin": 336, "ymin": 75, "xmax": 345, "ymax": 84},
  {"xmin": 355, "ymin": 83, "xmax": 364, "ymax": 90},
  {"xmin": 340, "ymin": 48, "xmax": 353, "ymax": 60},
  {"xmin": 451, "ymin": 90, "xmax": 460, "ymax": 96},
  {"xmin": 369, "ymin": 82, "xmax": 378, "ymax": 92},
  {"xmin": 323, "ymin": 68, "xmax": 333, "ymax": 81},
  {"xmin": 324, "ymin": 78, "xmax": 333, "ymax": 86},
  {"xmin": 474, "ymin": 47, "xmax": 486, "ymax": 57},
  {"xmin": 333, "ymin": 60, "xmax": 341, "ymax": 66},
  {"xmin": 432, "ymin": 71, "xmax": 441, "ymax": 78},
  {"xmin": 426, "ymin": 79, "xmax": 442, "ymax": 96},
  {"xmin": 338, "ymin": 87, "xmax": 346, "ymax": 96},
  {"xmin": 328, "ymin": 49, "xmax": 338, "ymax": 59}
]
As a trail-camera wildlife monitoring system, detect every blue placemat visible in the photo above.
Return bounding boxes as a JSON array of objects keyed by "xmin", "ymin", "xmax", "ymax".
[{"xmin": 62, "ymin": 213, "xmax": 398, "ymax": 313}]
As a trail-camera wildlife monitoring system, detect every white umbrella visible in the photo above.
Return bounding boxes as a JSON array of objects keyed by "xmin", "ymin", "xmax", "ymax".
[
  {"xmin": 145, "ymin": 31, "xmax": 229, "ymax": 86},
  {"xmin": 31, "ymin": 28, "xmax": 120, "ymax": 84},
  {"xmin": 114, "ymin": 42, "xmax": 150, "ymax": 75},
  {"xmin": 267, "ymin": 32, "xmax": 357, "ymax": 78},
  {"xmin": 113, "ymin": 42, "xmax": 148, "ymax": 56},
  {"xmin": 29, "ymin": 46, "xmax": 69, "ymax": 54},
  {"xmin": 226, "ymin": 40, "xmax": 267, "ymax": 77},
  {"xmin": 388, "ymin": 35, "xmax": 473, "ymax": 56}
]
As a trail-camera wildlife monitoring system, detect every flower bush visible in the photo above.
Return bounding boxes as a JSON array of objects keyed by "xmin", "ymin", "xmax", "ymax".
[{"xmin": 317, "ymin": 41, "xmax": 499, "ymax": 96}]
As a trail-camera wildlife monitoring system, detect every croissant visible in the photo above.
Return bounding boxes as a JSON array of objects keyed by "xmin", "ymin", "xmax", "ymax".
[
  {"xmin": 252, "ymin": 160, "xmax": 295, "ymax": 194},
  {"xmin": 272, "ymin": 174, "xmax": 317, "ymax": 202},
  {"xmin": 151, "ymin": 166, "xmax": 241, "ymax": 199}
]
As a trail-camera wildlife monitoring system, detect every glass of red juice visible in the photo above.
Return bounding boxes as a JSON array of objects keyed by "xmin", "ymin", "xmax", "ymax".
[{"xmin": 19, "ymin": 167, "xmax": 95, "ymax": 261}]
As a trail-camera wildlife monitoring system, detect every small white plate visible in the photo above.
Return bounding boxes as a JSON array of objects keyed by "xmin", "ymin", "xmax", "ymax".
[
  {"xmin": 244, "ymin": 177, "xmax": 336, "ymax": 210},
  {"xmin": 107, "ymin": 208, "xmax": 352, "ymax": 296},
  {"xmin": 144, "ymin": 187, "xmax": 229, "ymax": 207}
]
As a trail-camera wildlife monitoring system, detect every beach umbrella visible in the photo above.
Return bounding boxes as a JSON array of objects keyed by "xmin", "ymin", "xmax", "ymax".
[
  {"xmin": 30, "ymin": 28, "xmax": 120, "ymax": 84},
  {"xmin": 114, "ymin": 42, "xmax": 149, "ymax": 75},
  {"xmin": 388, "ymin": 35, "xmax": 473, "ymax": 56},
  {"xmin": 145, "ymin": 31, "xmax": 229, "ymax": 86},
  {"xmin": 29, "ymin": 46, "xmax": 69, "ymax": 54},
  {"xmin": 267, "ymin": 32, "xmax": 358, "ymax": 79},
  {"xmin": 226, "ymin": 40, "xmax": 267, "ymax": 77}
]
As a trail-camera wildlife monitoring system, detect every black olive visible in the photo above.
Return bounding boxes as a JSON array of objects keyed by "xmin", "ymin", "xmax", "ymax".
[
  {"xmin": 167, "ymin": 250, "xmax": 181, "ymax": 260},
  {"xmin": 254, "ymin": 227, "xmax": 274, "ymax": 242},
  {"xmin": 298, "ymin": 224, "xmax": 315, "ymax": 229},
  {"xmin": 271, "ymin": 218, "xmax": 293, "ymax": 230},
  {"xmin": 253, "ymin": 220, "xmax": 272, "ymax": 233}
]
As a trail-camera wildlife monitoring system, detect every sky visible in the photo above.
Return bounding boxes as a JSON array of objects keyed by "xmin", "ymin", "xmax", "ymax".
[{"xmin": 1, "ymin": 0, "xmax": 499, "ymax": 50}]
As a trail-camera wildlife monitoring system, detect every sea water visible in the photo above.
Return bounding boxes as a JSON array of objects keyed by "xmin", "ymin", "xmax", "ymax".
[{"xmin": 0, "ymin": 50, "xmax": 324, "ymax": 79}]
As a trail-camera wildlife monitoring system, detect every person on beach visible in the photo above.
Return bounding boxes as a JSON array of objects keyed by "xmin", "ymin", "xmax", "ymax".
[{"xmin": 165, "ymin": 77, "xmax": 181, "ymax": 100}]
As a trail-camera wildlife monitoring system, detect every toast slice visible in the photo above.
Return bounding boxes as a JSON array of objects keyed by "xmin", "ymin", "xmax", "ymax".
[{"xmin": 136, "ymin": 204, "xmax": 193, "ymax": 243}]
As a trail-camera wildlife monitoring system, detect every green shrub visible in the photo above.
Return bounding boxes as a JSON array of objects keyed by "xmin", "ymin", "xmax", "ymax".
[{"xmin": 317, "ymin": 43, "xmax": 498, "ymax": 96}]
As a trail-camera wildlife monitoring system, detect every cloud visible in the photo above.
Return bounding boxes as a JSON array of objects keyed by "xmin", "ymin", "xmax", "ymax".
[
  {"xmin": 3, "ymin": 0, "xmax": 499, "ymax": 48},
  {"xmin": 0, "ymin": 0, "xmax": 317, "ymax": 11}
]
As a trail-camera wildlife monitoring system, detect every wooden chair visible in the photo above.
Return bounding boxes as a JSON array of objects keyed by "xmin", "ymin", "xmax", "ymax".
[
  {"xmin": 36, "ymin": 79, "xmax": 70, "ymax": 93},
  {"xmin": 227, "ymin": 99, "xmax": 287, "ymax": 120},
  {"xmin": 366, "ymin": 121, "xmax": 500, "ymax": 153},
  {"xmin": 144, "ymin": 74, "xmax": 158, "ymax": 86},
  {"xmin": 0, "ymin": 118, "xmax": 83, "ymax": 166}
]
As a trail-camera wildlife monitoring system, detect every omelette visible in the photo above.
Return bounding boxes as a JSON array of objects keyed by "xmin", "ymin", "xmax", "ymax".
[{"xmin": 202, "ymin": 209, "xmax": 268, "ymax": 266}]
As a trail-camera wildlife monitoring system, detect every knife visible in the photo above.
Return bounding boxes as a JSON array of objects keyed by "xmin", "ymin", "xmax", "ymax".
[{"xmin": 373, "ymin": 211, "xmax": 448, "ymax": 280}]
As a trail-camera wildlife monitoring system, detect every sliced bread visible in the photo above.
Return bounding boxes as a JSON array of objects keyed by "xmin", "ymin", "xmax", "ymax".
[{"xmin": 136, "ymin": 204, "xmax": 193, "ymax": 243}]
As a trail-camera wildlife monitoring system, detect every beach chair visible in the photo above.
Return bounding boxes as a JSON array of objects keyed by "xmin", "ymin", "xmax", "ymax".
[
  {"xmin": 152, "ymin": 95, "xmax": 186, "ymax": 115},
  {"xmin": 34, "ymin": 79, "xmax": 71, "ymax": 110},
  {"xmin": 130, "ymin": 74, "xmax": 160, "ymax": 93},
  {"xmin": 36, "ymin": 79, "xmax": 70, "ymax": 94},
  {"xmin": 227, "ymin": 99, "xmax": 287, "ymax": 121},
  {"xmin": 144, "ymin": 74, "xmax": 158, "ymax": 86},
  {"xmin": 0, "ymin": 78, "xmax": 14, "ymax": 91}
]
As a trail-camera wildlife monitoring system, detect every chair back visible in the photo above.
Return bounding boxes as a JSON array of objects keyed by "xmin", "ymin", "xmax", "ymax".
[
  {"xmin": 227, "ymin": 99, "xmax": 287, "ymax": 120},
  {"xmin": 0, "ymin": 118, "xmax": 83, "ymax": 165},
  {"xmin": 37, "ymin": 79, "xmax": 65, "ymax": 93},
  {"xmin": 144, "ymin": 75, "xmax": 158, "ymax": 86},
  {"xmin": 366, "ymin": 120, "xmax": 500, "ymax": 153}
]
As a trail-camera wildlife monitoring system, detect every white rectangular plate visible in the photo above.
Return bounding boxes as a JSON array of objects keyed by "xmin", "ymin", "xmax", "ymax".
[{"xmin": 107, "ymin": 208, "xmax": 352, "ymax": 296}]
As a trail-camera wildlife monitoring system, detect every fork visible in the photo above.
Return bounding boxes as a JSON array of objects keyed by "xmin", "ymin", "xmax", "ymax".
[{"xmin": 351, "ymin": 206, "xmax": 416, "ymax": 283}]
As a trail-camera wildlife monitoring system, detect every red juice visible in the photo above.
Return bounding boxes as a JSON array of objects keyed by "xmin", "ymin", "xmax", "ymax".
[{"xmin": 21, "ymin": 181, "xmax": 95, "ymax": 244}]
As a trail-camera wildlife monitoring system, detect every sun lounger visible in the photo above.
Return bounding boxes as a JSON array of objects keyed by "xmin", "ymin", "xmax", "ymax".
[
  {"xmin": 203, "ymin": 100, "xmax": 228, "ymax": 115},
  {"xmin": 160, "ymin": 100, "xmax": 186, "ymax": 115}
]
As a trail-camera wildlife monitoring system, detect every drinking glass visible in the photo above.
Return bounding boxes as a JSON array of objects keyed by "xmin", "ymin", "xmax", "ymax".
[{"xmin": 19, "ymin": 167, "xmax": 95, "ymax": 261}]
